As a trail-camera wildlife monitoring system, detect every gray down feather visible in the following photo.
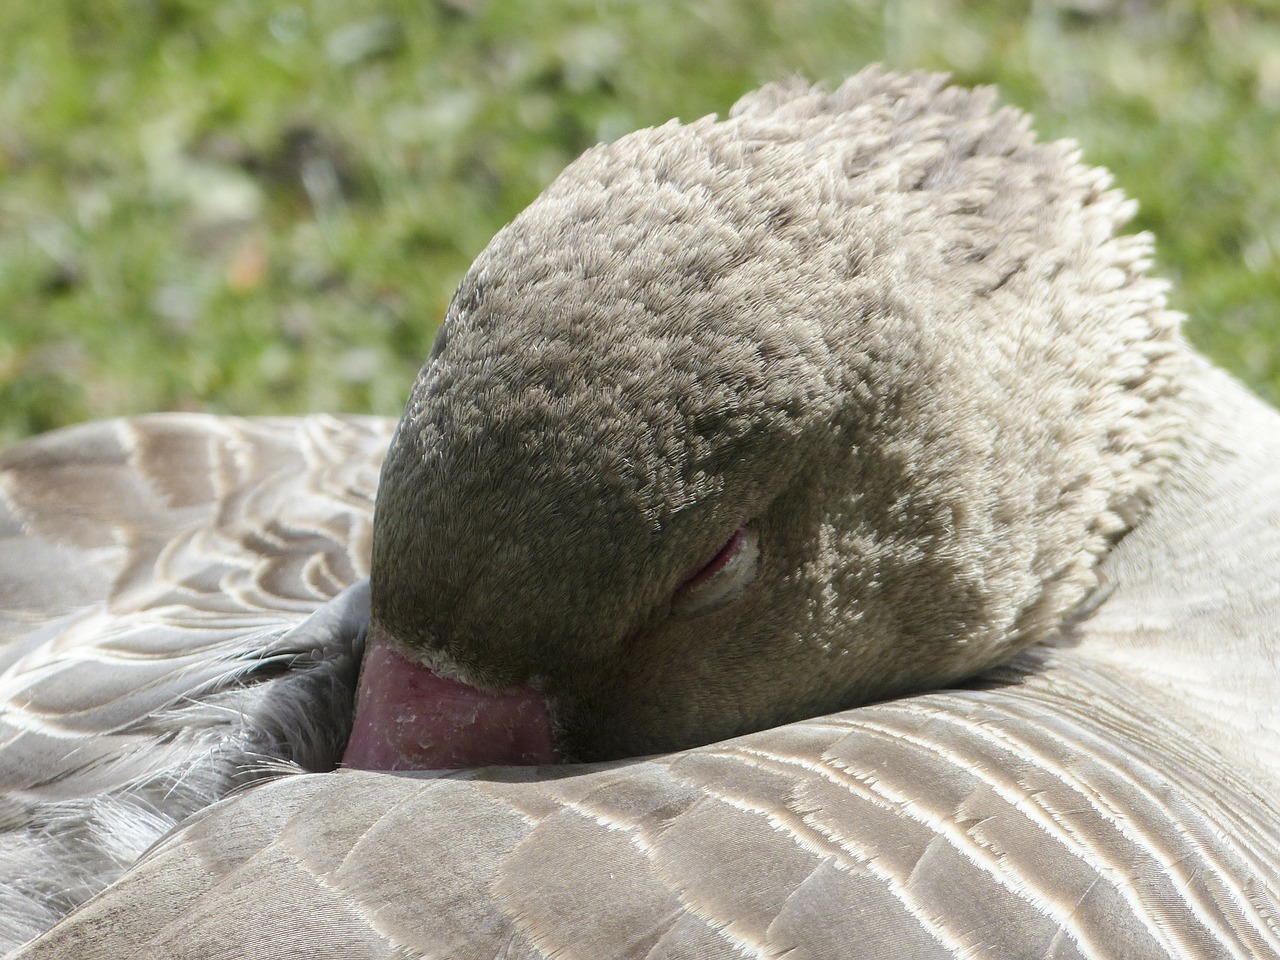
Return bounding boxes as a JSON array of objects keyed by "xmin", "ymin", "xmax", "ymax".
[{"xmin": 1, "ymin": 67, "xmax": 1278, "ymax": 959}]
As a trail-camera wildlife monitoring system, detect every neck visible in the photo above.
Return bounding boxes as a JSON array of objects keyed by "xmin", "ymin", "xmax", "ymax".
[{"xmin": 1044, "ymin": 354, "xmax": 1280, "ymax": 784}]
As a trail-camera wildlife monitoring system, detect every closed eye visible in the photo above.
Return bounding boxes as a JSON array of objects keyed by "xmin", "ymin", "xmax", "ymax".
[{"xmin": 672, "ymin": 523, "xmax": 760, "ymax": 617}]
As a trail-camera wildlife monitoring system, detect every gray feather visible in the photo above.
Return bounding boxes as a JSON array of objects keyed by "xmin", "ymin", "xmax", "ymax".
[
  {"xmin": 2, "ymin": 69, "xmax": 1278, "ymax": 959},
  {"xmin": 0, "ymin": 415, "xmax": 387, "ymax": 950}
]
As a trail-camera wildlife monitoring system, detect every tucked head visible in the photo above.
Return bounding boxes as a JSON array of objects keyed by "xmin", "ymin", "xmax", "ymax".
[{"xmin": 357, "ymin": 68, "xmax": 1184, "ymax": 765}]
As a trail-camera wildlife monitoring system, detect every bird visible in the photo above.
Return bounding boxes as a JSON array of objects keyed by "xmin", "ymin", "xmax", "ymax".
[{"xmin": 2, "ymin": 67, "xmax": 1278, "ymax": 959}]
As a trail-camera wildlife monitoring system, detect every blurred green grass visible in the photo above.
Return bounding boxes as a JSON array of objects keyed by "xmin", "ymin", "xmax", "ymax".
[{"xmin": 1, "ymin": 0, "xmax": 1277, "ymax": 444}]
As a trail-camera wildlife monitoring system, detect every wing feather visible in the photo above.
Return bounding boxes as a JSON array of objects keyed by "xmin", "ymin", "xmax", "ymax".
[
  {"xmin": 0, "ymin": 414, "xmax": 391, "ymax": 951},
  {"xmin": 16, "ymin": 677, "xmax": 1279, "ymax": 960}
]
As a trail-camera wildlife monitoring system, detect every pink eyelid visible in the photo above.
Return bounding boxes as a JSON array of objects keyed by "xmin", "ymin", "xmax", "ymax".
[{"xmin": 676, "ymin": 524, "xmax": 747, "ymax": 595}]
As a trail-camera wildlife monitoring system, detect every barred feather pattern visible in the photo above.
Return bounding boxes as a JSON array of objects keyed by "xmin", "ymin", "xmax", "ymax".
[
  {"xmin": 3, "ymin": 69, "xmax": 1280, "ymax": 959},
  {"xmin": 5, "ymin": 364, "xmax": 1280, "ymax": 960},
  {"xmin": 0, "ymin": 414, "xmax": 389, "ymax": 951},
  {"xmin": 15, "ymin": 662, "xmax": 1280, "ymax": 960}
]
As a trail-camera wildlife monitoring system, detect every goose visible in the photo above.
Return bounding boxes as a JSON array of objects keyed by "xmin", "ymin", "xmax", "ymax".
[{"xmin": 2, "ymin": 67, "xmax": 1279, "ymax": 959}]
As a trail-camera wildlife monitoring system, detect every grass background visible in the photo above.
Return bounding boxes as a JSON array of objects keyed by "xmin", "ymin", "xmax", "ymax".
[{"xmin": 1, "ymin": 0, "xmax": 1277, "ymax": 445}]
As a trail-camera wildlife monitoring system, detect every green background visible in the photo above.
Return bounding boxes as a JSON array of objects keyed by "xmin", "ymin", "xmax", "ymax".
[{"xmin": 2, "ymin": 0, "xmax": 1277, "ymax": 444}]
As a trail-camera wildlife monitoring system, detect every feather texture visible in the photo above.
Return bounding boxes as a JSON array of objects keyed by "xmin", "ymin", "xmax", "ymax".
[
  {"xmin": 0, "ymin": 415, "xmax": 388, "ymax": 949},
  {"xmin": 1, "ymin": 71, "xmax": 1278, "ymax": 959},
  {"xmin": 11, "ymin": 362, "xmax": 1279, "ymax": 960}
]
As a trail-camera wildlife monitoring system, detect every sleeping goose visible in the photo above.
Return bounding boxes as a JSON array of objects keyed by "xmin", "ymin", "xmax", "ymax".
[{"xmin": 2, "ymin": 67, "xmax": 1278, "ymax": 959}]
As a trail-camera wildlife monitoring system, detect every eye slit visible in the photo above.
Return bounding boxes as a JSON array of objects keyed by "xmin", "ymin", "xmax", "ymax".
[
  {"xmin": 679, "ymin": 526, "xmax": 746, "ymax": 594},
  {"xmin": 672, "ymin": 523, "xmax": 760, "ymax": 618}
]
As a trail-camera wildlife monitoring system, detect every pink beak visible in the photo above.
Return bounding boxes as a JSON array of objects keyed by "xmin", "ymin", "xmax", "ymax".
[{"xmin": 341, "ymin": 625, "xmax": 559, "ymax": 771}]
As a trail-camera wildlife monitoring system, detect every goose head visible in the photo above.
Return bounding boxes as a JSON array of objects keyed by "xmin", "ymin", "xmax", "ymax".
[{"xmin": 351, "ymin": 69, "xmax": 1184, "ymax": 767}]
